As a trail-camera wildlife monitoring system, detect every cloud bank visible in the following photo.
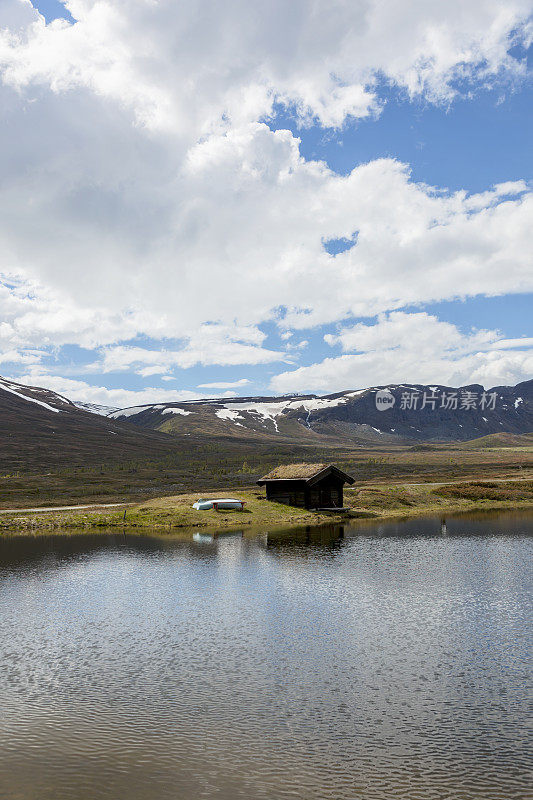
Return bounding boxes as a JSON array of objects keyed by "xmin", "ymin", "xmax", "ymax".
[
  {"xmin": 272, "ymin": 312, "xmax": 533, "ymax": 392},
  {"xmin": 0, "ymin": 0, "xmax": 531, "ymax": 400}
]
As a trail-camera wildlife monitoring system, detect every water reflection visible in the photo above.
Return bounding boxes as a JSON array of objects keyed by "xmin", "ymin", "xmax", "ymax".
[
  {"xmin": 0, "ymin": 511, "xmax": 531, "ymax": 800},
  {"xmin": 193, "ymin": 529, "xmax": 244, "ymax": 544},
  {"xmin": 263, "ymin": 524, "xmax": 344, "ymax": 550}
]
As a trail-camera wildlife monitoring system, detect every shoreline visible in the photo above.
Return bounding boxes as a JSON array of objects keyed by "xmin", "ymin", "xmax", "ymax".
[{"xmin": 1, "ymin": 479, "xmax": 532, "ymax": 534}]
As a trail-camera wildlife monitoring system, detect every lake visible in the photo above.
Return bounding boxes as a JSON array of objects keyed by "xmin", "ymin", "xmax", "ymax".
[{"xmin": 0, "ymin": 511, "xmax": 531, "ymax": 799}]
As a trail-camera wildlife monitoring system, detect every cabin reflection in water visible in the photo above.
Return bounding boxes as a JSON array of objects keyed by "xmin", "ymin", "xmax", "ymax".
[
  {"xmin": 263, "ymin": 525, "xmax": 345, "ymax": 551},
  {"xmin": 257, "ymin": 463, "xmax": 355, "ymax": 510}
]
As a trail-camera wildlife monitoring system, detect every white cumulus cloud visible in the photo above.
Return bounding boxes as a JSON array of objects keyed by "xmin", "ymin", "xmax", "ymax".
[
  {"xmin": 272, "ymin": 312, "xmax": 533, "ymax": 392},
  {"xmin": 11, "ymin": 368, "xmax": 205, "ymax": 407},
  {"xmin": 0, "ymin": 0, "xmax": 530, "ymax": 395},
  {"xmin": 198, "ymin": 378, "xmax": 250, "ymax": 390}
]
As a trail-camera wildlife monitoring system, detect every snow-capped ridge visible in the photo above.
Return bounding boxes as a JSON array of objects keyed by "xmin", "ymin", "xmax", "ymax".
[
  {"xmin": 0, "ymin": 377, "xmax": 66, "ymax": 414},
  {"xmin": 74, "ymin": 402, "xmax": 120, "ymax": 416},
  {"xmin": 103, "ymin": 380, "xmax": 533, "ymax": 443}
]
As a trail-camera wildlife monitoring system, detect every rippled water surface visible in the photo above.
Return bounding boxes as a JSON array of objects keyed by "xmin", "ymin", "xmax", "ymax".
[{"xmin": 0, "ymin": 512, "xmax": 531, "ymax": 800}]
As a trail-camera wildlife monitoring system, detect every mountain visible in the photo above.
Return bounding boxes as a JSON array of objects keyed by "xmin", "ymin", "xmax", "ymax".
[
  {"xmin": 2, "ymin": 374, "xmax": 532, "ymax": 505},
  {"xmin": 109, "ymin": 380, "xmax": 533, "ymax": 443},
  {"xmin": 74, "ymin": 401, "xmax": 120, "ymax": 415},
  {"xmin": 2, "ymin": 374, "xmax": 532, "ymax": 479},
  {"xmin": 0, "ymin": 376, "xmax": 177, "ymax": 472}
]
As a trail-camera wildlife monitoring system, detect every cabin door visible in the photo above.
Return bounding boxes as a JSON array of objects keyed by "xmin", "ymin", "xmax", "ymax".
[{"xmin": 319, "ymin": 487, "xmax": 332, "ymax": 507}]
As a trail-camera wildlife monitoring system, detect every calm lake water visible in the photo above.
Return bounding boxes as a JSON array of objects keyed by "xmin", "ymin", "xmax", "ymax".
[{"xmin": 0, "ymin": 512, "xmax": 531, "ymax": 800}]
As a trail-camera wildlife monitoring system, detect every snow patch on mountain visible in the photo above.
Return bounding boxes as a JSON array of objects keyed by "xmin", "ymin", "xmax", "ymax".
[
  {"xmin": 217, "ymin": 392, "xmax": 364, "ymax": 430},
  {"xmin": 108, "ymin": 406, "xmax": 149, "ymax": 419},
  {"xmin": 215, "ymin": 408, "xmax": 244, "ymax": 426},
  {"xmin": 0, "ymin": 378, "xmax": 62, "ymax": 414},
  {"xmin": 75, "ymin": 402, "xmax": 120, "ymax": 416}
]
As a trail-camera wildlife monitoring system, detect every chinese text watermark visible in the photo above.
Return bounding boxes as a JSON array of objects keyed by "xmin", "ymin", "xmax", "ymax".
[{"xmin": 375, "ymin": 388, "xmax": 498, "ymax": 412}]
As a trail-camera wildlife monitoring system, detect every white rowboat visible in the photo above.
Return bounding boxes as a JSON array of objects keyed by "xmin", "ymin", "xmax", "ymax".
[{"xmin": 192, "ymin": 498, "xmax": 245, "ymax": 511}]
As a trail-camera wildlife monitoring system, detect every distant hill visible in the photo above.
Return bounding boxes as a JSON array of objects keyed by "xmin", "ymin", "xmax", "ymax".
[
  {"xmin": 2, "ymin": 374, "xmax": 532, "ymax": 480},
  {"xmin": 457, "ymin": 431, "xmax": 533, "ymax": 449},
  {"xmin": 108, "ymin": 380, "xmax": 533, "ymax": 443},
  {"xmin": 0, "ymin": 376, "xmax": 177, "ymax": 472}
]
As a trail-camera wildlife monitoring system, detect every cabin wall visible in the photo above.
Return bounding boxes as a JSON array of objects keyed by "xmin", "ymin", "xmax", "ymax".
[
  {"xmin": 265, "ymin": 481, "xmax": 307, "ymax": 508},
  {"xmin": 264, "ymin": 476, "xmax": 345, "ymax": 509},
  {"xmin": 307, "ymin": 476, "xmax": 344, "ymax": 509}
]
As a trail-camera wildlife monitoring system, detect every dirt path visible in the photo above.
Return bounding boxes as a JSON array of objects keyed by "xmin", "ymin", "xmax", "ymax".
[{"xmin": 0, "ymin": 502, "xmax": 133, "ymax": 515}]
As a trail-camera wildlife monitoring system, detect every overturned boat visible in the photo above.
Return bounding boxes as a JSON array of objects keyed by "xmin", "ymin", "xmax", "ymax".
[{"xmin": 192, "ymin": 498, "xmax": 245, "ymax": 511}]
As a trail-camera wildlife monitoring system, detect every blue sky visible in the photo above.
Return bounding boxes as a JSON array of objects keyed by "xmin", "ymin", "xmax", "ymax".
[
  {"xmin": 29, "ymin": 0, "xmax": 73, "ymax": 23},
  {"xmin": 0, "ymin": 1, "xmax": 531, "ymax": 406}
]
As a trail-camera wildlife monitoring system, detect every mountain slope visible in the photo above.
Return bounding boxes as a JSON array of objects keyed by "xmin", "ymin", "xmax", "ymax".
[
  {"xmin": 2, "ymin": 375, "xmax": 532, "ymax": 507},
  {"xmin": 109, "ymin": 380, "xmax": 533, "ymax": 443},
  {"xmin": 2, "ymin": 374, "xmax": 532, "ymax": 478},
  {"xmin": 0, "ymin": 376, "xmax": 178, "ymax": 471}
]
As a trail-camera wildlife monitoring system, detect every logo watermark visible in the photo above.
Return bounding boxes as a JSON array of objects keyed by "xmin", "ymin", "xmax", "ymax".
[{"xmin": 375, "ymin": 389, "xmax": 396, "ymax": 411}]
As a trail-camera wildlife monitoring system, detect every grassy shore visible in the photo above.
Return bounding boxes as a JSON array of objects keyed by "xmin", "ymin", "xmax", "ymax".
[
  {"xmin": 0, "ymin": 490, "xmax": 354, "ymax": 532},
  {"xmin": 1, "ymin": 478, "xmax": 532, "ymax": 533},
  {"xmin": 346, "ymin": 479, "xmax": 533, "ymax": 519}
]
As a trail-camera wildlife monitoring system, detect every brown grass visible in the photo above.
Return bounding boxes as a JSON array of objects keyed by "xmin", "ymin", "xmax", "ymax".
[
  {"xmin": 433, "ymin": 480, "xmax": 533, "ymax": 502},
  {"xmin": 1, "ymin": 433, "xmax": 532, "ymax": 510}
]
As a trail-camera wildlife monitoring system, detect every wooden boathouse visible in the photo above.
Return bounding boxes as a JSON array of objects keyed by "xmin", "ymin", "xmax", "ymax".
[{"xmin": 257, "ymin": 463, "xmax": 355, "ymax": 510}]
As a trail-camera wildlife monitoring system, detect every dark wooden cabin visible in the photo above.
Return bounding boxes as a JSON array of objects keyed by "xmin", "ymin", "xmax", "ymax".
[{"xmin": 257, "ymin": 463, "xmax": 355, "ymax": 510}]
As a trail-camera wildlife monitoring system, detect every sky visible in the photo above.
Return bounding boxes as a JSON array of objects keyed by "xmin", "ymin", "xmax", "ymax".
[{"xmin": 0, "ymin": 0, "xmax": 531, "ymax": 408}]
